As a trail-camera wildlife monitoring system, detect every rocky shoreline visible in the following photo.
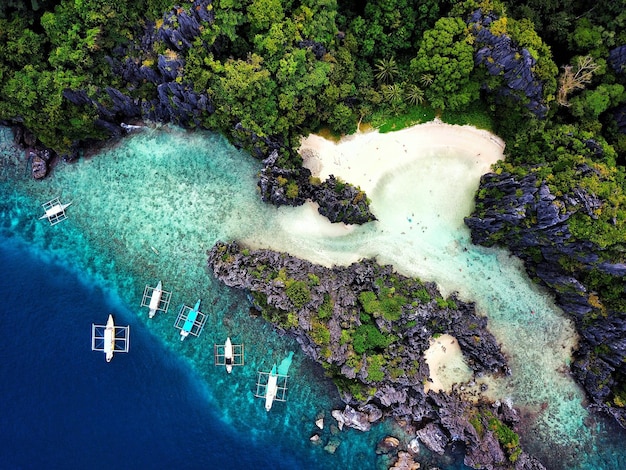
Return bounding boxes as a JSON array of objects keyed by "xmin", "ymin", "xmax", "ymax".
[
  {"xmin": 465, "ymin": 171, "xmax": 626, "ymax": 428},
  {"xmin": 208, "ymin": 241, "xmax": 545, "ymax": 469}
]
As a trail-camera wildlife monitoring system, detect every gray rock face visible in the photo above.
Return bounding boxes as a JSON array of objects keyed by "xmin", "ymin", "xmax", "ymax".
[
  {"xmin": 416, "ymin": 422, "xmax": 449, "ymax": 454},
  {"xmin": 207, "ymin": 241, "xmax": 543, "ymax": 468},
  {"xmin": 31, "ymin": 153, "xmax": 48, "ymax": 179},
  {"xmin": 609, "ymin": 45, "xmax": 626, "ymax": 74},
  {"xmin": 332, "ymin": 406, "xmax": 373, "ymax": 432},
  {"xmin": 468, "ymin": 9, "xmax": 548, "ymax": 118},
  {"xmin": 465, "ymin": 171, "xmax": 626, "ymax": 428}
]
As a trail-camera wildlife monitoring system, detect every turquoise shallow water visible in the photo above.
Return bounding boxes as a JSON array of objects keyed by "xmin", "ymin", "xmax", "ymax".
[{"xmin": 0, "ymin": 124, "xmax": 625, "ymax": 469}]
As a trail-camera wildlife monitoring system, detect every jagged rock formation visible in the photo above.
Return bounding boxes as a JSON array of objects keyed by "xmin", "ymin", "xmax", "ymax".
[
  {"xmin": 61, "ymin": 2, "xmax": 377, "ymax": 224},
  {"xmin": 465, "ymin": 171, "xmax": 626, "ymax": 428},
  {"xmin": 258, "ymin": 149, "xmax": 376, "ymax": 224},
  {"xmin": 207, "ymin": 241, "xmax": 544, "ymax": 469},
  {"xmin": 609, "ymin": 45, "xmax": 626, "ymax": 135},
  {"xmin": 468, "ymin": 9, "xmax": 548, "ymax": 118},
  {"xmin": 609, "ymin": 45, "xmax": 626, "ymax": 74}
]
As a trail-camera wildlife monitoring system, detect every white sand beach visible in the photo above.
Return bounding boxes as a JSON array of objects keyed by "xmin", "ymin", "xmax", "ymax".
[
  {"xmin": 423, "ymin": 334, "xmax": 473, "ymax": 393},
  {"xmin": 299, "ymin": 119, "xmax": 505, "ymax": 195}
]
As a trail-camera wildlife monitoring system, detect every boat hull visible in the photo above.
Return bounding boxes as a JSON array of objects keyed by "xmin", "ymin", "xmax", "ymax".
[
  {"xmin": 104, "ymin": 315, "xmax": 115, "ymax": 362},
  {"xmin": 224, "ymin": 337, "xmax": 233, "ymax": 373},
  {"xmin": 265, "ymin": 366, "xmax": 278, "ymax": 411}
]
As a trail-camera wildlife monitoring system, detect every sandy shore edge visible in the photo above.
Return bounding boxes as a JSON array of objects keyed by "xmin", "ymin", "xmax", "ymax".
[{"xmin": 299, "ymin": 119, "xmax": 505, "ymax": 194}]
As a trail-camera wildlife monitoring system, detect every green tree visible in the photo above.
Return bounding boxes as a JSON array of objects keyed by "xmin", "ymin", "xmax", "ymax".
[
  {"xmin": 247, "ymin": 0, "xmax": 284, "ymax": 32},
  {"xmin": 569, "ymin": 84, "xmax": 626, "ymax": 120},
  {"xmin": 405, "ymin": 83, "xmax": 425, "ymax": 105},
  {"xmin": 374, "ymin": 57, "xmax": 399, "ymax": 83},
  {"xmin": 410, "ymin": 17, "xmax": 479, "ymax": 111}
]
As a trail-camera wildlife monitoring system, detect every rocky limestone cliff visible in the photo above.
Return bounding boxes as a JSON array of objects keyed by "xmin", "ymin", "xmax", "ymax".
[
  {"xmin": 258, "ymin": 148, "xmax": 376, "ymax": 225},
  {"xmin": 207, "ymin": 241, "xmax": 545, "ymax": 469},
  {"xmin": 465, "ymin": 171, "xmax": 626, "ymax": 428}
]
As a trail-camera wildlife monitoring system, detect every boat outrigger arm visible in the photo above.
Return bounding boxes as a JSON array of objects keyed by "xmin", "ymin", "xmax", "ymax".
[
  {"xmin": 39, "ymin": 197, "xmax": 72, "ymax": 225},
  {"xmin": 255, "ymin": 365, "xmax": 288, "ymax": 411}
]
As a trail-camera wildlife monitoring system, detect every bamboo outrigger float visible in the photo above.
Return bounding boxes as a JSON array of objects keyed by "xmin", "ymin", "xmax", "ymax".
[
  {"xmin": 174, "ymin": 299, "xmax": 207, "ymax": 341},
  {"xmin": 91, "ymin": 314, "xmax": 130, "ymax": 362},
  {"xmin": 214, "ymin": 337, "xmax": 244, "ymax": 373},
  {"xmin": 39, "ymin": 197, "xmax": 72, "ymax": 225},
  {"xmin": 141, "ymin": 280, "xmax": 172, "ymax": 318}
]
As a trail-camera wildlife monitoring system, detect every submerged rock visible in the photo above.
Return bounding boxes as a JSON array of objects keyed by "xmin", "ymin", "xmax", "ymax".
[
  {"xmin": 376, "ymin": 435, "xmax": 400, "ymax": 454},
  {"xmin": 389, "ymin": 451, "xmax": 420, "ymax": 470},
  {"xmin": 31, "ymin": 154, "xmax": 48, "ymax": 179}
]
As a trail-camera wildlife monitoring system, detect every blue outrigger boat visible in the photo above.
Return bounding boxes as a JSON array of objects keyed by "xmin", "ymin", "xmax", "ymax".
[
  {"xmin": 181, "ymin": 299, "xmax": 201, "ymax": 341},
  {"xmin": 174, "ymin": 299, "xmax": 207, "ymax": 341}
]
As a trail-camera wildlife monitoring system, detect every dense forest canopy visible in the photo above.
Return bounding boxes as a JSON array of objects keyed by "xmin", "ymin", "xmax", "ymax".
[{"xmin": 1, "ymin": 0, "xmax": 626, "ymax": 422}]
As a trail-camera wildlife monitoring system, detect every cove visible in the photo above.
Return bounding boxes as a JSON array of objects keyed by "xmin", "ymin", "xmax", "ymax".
[{"xmin": 0, "ymin": 124, "xmax": 624, "ymax": 469}]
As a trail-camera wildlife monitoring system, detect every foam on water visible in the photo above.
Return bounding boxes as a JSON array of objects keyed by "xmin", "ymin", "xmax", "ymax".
[{"xmin": 1, "ymin": 125, "xmax": 625, "ymax": 469}]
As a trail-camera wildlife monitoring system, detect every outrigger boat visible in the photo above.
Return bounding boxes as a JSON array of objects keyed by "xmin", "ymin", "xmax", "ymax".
[
  {"xmin": 91, "ymin": 314, "xmax": 130, "ymax": 362},
  {"xmin": 214, "ymin": 337, "xmax": 244, "ymax": 373},
  {"xmin": 255, "ymin": 360, "xmax": 289, "ymax": 412},
  {"xmin": 181, "ymin": 299, "xmax": 201, "ymax": 341},
  {"xmin": 174, "ymin": 299, "xmax": 207, "ymax": 341},
  {"xmin": 39, "ymin": 197, "xmax": 72, "ymax": 225},
  {"xmin": 141, "ymin": 280, "xmax": 171, "ymax": 318}
]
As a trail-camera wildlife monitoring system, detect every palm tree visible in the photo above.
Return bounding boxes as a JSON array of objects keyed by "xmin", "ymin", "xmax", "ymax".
[
  {"xmin": 405, "ymin": 84, "xmax": 425, "ymax": 106},
  {"xmin": 419, "ymin": 73, "xmax": 434, "ymax": 87},
  {"xmin": 374, "ymin": 57, "xmax": 399, "ymax": 83},
  {"xmin": 382, "ymin": 83, "xmax": 403, "ymax": 103}
]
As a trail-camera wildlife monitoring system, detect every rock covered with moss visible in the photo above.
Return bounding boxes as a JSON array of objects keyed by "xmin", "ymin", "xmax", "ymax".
[
  {"xmin": 207, "ymin": 241, "xmax": 543, "ymax": 469},
  {"xmin": 258, "ymin": 150, "xmax": 376, "ymax": 224},
  {"xmin": 465, "ymin": 170, "xmax": 626, "ymax": 428}
]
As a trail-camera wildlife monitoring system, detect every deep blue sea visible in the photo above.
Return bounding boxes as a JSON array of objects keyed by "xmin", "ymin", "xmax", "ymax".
[{"xmin": 0, "ymin": 237, "xmax": 318, "ymax": 469}]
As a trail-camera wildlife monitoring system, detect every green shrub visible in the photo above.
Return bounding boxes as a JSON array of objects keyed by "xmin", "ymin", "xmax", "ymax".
[
  {"xmin": 285, "ymin": 280, "xmax": 311, "ymax": 308},
  {"xmin": 366, "ymin": 354, "xmax": 386, "ymax": 382},
  {"xmin": 353, "ymin": 324, "xmax": 393, "ymax": 354},
  {"xmin": 487, "ymin": 412, "xmax": 521, "ymax": 463},
  {"xmin": 311, "ymin": 321, "xmax": 331, "ymax": 345},
  {"xmin": 308, "ymin": 273, "xmax": 320, "ymax": 286},
  {"xmin": 286, "ymin": 180, "xmax": 299, "ymax": 199},
  {"xmin": 318, "ymin": 294, "xmax": 333, "ymax": 320},
  {"xmin": 416, "ymin": 288, "xmax": 431, "ymax": 303},
  {"xmin": 380, "ymin": 295, "xmax": 404, "ymax": 321}
]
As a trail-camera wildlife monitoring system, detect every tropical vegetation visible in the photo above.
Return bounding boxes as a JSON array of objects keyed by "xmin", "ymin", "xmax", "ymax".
[{"xmin": 1, "ymin": 0, "xmax": 626, "ymax": 421}]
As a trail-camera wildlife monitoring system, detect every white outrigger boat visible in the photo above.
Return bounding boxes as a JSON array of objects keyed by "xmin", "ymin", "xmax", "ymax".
[
  {"xmin": 91, "ymin": 314, "xmax": 130, "ymax": 362},
  {"xmin": 224, "ymin": 337, "xmax": 234, "ymax": 373},
  {"xmin": 214, "ymin": 337, "xmax": 244, "ymax": 373},
  {"xmin": 255, "ymin": 362, "xmax": 289, "ymax": 411},
  {"xmin": 39, "ymin": 197, "xmax": 72, "ymax": 225},
  {"xmin": 141, "ymin": 280, "xmax": 172, "ymax": 318},
  {"xmin": 174, "ymin": 299, "xmax": 207, "ymax": 341}
]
